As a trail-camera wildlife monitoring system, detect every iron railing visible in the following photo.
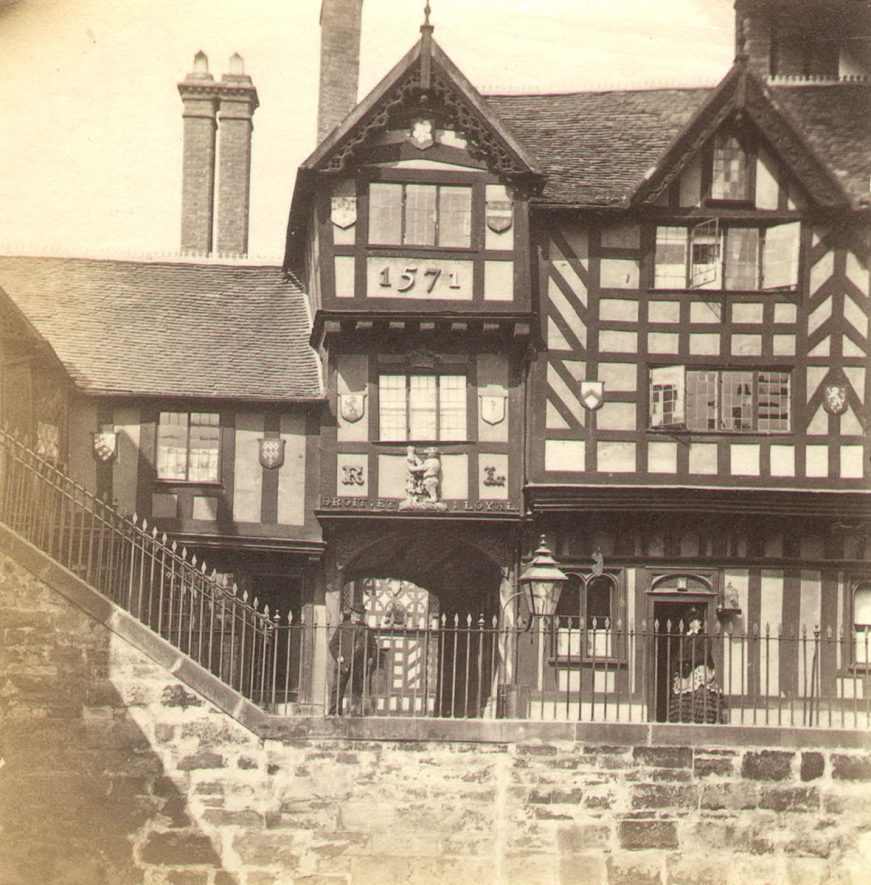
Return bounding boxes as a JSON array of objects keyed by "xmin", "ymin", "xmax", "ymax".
[
  {"xmin": 1, "ymin": 427, "xmax": 869, "ymax": 728},
  {"xmin": 0, "ymin": 427, "xmax": 276, "ymax": 704}
]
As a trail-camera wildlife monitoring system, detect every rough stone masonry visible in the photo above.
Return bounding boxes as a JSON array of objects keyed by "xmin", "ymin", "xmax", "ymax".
[{"xmin": 1, "ymin": 547, "xmax": 870, "ymax": 884}]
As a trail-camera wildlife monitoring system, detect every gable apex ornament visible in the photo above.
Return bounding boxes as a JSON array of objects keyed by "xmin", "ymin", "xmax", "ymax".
[
  {"xmin": 409, "ymin": 118, "xmax": 435, "ymax": 150},
  {"xmin": 258, "ymin": 438, "xmax": 286, "ymax": 469},
  {"xmin": 580, "ymin": 381, "xmax": 605, "ymax": 411}
]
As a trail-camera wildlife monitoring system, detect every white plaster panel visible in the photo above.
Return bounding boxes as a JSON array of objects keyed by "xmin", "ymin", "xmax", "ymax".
[
  {"xmin": 598, "ymin": 362, "xmax": 637, "ymax": 392},
  {"xmin": 378, "ymin": 454, "xmax": 408, "ymax": 499},
  {"xmin": 484, "ymin": 260, "xmax": 514, "ymax": 301},
  {"xmin": 596, "ymin": 442, "xmax": 636, "ymax": 473},
  {"xmin": 544, "ymin": 439, "xmax": 585, "ymax": 472},
  {"xmin": 769, "ymin": 445, "xmax": 795, "ymax": 477},
  {"xmin": 550, "ymin": 260, "xmax": 588, "ymax": 308},
  {"xmin": 730, "ymin": 444, "xmax": 760, "ymax": 476},
  {"xmin": 648, "ymin": 301, "xmax": 680, "ymax": 324},
  {"xmin": 334, "ymin": 255, "xmax": 355, "ymax": 298},
  {"xmin": 690, "ymin": 302, "xmax": 722, "ymax": 323},
  {"xmin": 773, "ymin": 335, "xmax": 795, "ymax": 356},
  {"xmin": 689, "ymin": 333, "xmax": 720, "ymax": 356},
  {"xmin": 440, "ymin": 453, "xmax": 468, "ymax": 500},
  {"xmin": 192, "ymin": 496, "xmax": 218, "ymax": 521},
  {"xmin": 648, "ymin": 333, "xmax": 679, "ymax": 354},
  {"xmin": 233, "ymin": 416, "xmax": 264, "ymax": 523},
  {"xmin": 732, "ymin": 334, "xmax": 762, "ymax": 356},
  {"xmin": 846, "ymin": 251, "xmax": 868, "ymax": 292},
  {"xmin": 601, "ymin": 223, "xmax": 641, "ymax": 249},
  {"xmin": 278, "ymin": 415, "xmax": 307, "ymax": 526},
  {"xmin": 809, "ymin": 251, "xmax": 834, "ymax": 294},
  {"xmin": 732, "ymin": 303, "xmax": 764, "ymax": 324},
  {"xmin": 648, "ymin": 441, "xmax": 678, "ymax": 474},
  {"xmin": 597, "ymin": 402, "xmax": 636, "ymax": 431},
  {"xmin": 599, "ymin": 299, "xmax": 639, "ymax": 322},
  {"xmin": 773, "ymin": 302, "xmax": 797, "ymax": 324},
  {"xmin": 548, "ymin": 277, "xmax": 588, "ymax": 342},
  {"xmin": 760, "ymin": 570, "xmax": 783, "ymax": 693},
  {"xmin": 841, "ymin": 408, "xmax": 864, "ymax": 436},
  {"xmin": 844, "ymin": 367, "xmax": 866, "ymax": 402},
  {"xmin": 841, "ymin": 445, "xmax": 864, "ymax": 479},
  {"xmin": 547, "ymin": 318, "xmax": 572, "ymax": 351},
  {"xmin": 808, "ymin": 337, "xmax": 831, "ymax": 357},
  {"xmin": 689, "ymin": 443, "xmax": 718, "ymax": 475},
  {"xmin": 600, "ymin": 258, "xmax": 639, "ymax": 289},
  {"xmin": 843, "ymin": 337, "xmax": 864, "ymax": 358},
  {"xmin": 808, "ymin": 296, "xmax": 832, "ymax": 336},
  {"xmin": 755, "ymin": 150, "xmax": 780, "ymax": 210},
  {"xmin": 599, "ymin": 330, "xmax": 638, "ymax": 353},
  {"xmin": 805, "ymin": 445, "xmax": 829, "ymax": 478},
  {"xmin": 678, "ymin": 154, "xmax": 702, "ymax": 207},
  {"xmin": 807, "ymin": 405, "xmax": 828, "ymax": 435},
  {"xmin": 844, "ymin": 295, "xmax": 869, "ymax": 339}
]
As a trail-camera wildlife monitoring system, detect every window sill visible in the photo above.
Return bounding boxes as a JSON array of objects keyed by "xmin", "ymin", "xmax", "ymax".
[
  {"xmin": 374, "ymin": 439, "xmax": 474, "ymax": 446},
  {"xmin": 648, "ymin": 287, "xmax": 799, "ymax": 297},
  {"xmin": 153, "ymin": 480, "xmax": 224, "ymax": 489},
  {"xmin": 646, "ymin": 428, "xmax": 791, "ymax": 437}
]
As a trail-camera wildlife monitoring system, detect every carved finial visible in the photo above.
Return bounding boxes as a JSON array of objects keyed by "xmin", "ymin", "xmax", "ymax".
[
  {"xmin": 735, "ymin": 16, "xmax": 749, "ymax": 64},
  {"xmin": 423, "ymin": 2, "xmax": 431, "ymax": 29},
  {"xmin": 420, "ymin": 1, "xmax": 433, "ymax": 88}
]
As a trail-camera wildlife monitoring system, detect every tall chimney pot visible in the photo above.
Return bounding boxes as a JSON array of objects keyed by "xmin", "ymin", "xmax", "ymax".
[{"xmin": 317, "ymin": 0, "xmax": 363, "ymax": 144}]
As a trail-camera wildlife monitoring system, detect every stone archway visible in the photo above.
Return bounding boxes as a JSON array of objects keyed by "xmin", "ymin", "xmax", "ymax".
[{"xmin": 331, "ymin": 525, "xmax": 508, "ymax": 717}]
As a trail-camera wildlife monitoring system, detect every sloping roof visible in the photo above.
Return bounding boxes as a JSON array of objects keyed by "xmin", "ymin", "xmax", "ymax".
[
  {"xmin": 0, "ymin": 256, "xmax": 323, "ymax": 401},
  {"xmin": 768, "ymin": 83, "xmax": 871, "ymax": 207},
  {"xmin": 486, "ymin": 81, "xmax": 870, "ymax": 208},
  {"xmin": 485, "ymin": 87, "xmax": 712, "ymax": 206}
]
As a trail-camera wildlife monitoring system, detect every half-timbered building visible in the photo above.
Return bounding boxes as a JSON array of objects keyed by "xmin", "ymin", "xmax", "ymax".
[{"xmin": 0, "ymin": 0, "xmax": 868, "ymax": 723}]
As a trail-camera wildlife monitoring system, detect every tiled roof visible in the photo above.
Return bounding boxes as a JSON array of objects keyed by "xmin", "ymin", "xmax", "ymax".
[
  {"xmin": 0, "ymin": 256, "xmax": 323, "ymax": 401},
  {"xmin": 485, "ymin": 88, "xmax": 712, "ymax": 206},
  {"xmin": 486, "ymin": 81, "xmax": 870, "ymax": 208},
  {"xmin": 768, "ymin": 83, "xmax": 871, "ymax": 207}
]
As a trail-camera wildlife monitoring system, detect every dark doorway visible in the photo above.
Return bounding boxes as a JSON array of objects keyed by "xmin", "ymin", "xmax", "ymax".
[{"xmin": 652, "ymin": 599, "xmax": 706, "ymax": 722}]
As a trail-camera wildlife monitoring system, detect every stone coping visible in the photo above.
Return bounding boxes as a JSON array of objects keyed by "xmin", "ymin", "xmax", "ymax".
[{"xmin": 4, "ymin": 521, "xmax": 870, "ymax": 751}]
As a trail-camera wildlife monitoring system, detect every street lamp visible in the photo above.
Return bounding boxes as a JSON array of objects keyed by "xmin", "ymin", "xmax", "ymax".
[{"xmin": 518, "ymin": 535, "xmax": 569, "ymax": 619}]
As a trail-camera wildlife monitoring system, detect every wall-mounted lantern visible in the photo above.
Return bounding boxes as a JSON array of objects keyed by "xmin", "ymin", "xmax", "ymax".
[
  {"xmin": 518, "ymin": 535, "xmax": 569, "ymax": 619},
  {"xmin": 717, "ymin": 581, "xmax": 742, "ymax": 618}
]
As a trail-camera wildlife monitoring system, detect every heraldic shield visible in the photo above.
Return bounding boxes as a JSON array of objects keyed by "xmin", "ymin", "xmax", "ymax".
[
  {"xmin": 331, "ymin": 196, "xmax": 357, "ymax": 230},
  {"xmin": 479, "ymin": 395, "xmax": 506, "ymax": 426},
  {"xmin": 824, "ymin": 383, "xmax": 848, "ymax": 415},
  {"xmin": 486, "ymin": 200, "xmax": 513, "ymax": 234},
  {"xmin": 339, "ymin": 393, "xmax": 366, "ymax": 423},
  {"xmin": 258, "ymin": 438, "xmax": 285, "ymax": 470},
  {"xmin": 92, "ymin": 430, "xmax": 118, "ymax": 463},
  {"xmin": 580, "ymin": 381, "xmax": 605, "ymax": 411}
]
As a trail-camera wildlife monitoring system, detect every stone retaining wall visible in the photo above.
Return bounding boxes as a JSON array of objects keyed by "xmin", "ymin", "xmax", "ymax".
[{"xmin": 1, "ymin": 546, "xmax": 870, "ymax": 884}]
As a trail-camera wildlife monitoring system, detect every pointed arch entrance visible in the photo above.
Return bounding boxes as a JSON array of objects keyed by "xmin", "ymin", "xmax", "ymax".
[{"xmin": 334, "ymin": 524, "xmax": 507, "ymax": 717}]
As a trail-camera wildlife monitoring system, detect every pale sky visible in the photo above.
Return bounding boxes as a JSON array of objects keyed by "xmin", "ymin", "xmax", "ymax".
[{"xmin": 0, "ymin": 0, "xmax": 735, "ymax": 261}]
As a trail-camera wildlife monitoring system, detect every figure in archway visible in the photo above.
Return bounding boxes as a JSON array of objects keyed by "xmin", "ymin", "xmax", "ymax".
[{"xmin": 328, "ymin": 603, "xmax": 379, "ymax": 716}]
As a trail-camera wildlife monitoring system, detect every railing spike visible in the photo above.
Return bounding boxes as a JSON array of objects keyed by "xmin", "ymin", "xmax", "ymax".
[
  {"xmin": 152, "ymin": 525, "xmax": 158, "ymax": 538},
  {"xmin": 253, "ymin": 596, "xmax": 259, "ymax": 610},
  {"xmin": 263, "ymin": 603, "xmax": 269, "ymax": 617},
  {"xmin": 131, "ymin": 512, "xmax": 138, "ymax": 524},
  {"xmin": 141, "ymin": 518, "xmax": 148, "ymax": 532},
  {"xmin": 826, "ymin": 624, "xmax": 832, "ymax": 640},
  {"xmin": 466, "ymin": 613, "xmax": 472, "ymax": 626},
  {"xmin": 231, "ymin": 582, "xmax": 238, "ymax": 596},
  {"xmin": 491, "ymin": 614, "xmax": 498, "ymax": 627},
  {"xmin": 191, "ymin": 554, "xmax": 197, "ymax": 568},
  {"xmin": 242, "ymin": 589, "xmax": 249, "ymax": 603},
  {"xmin": 162, "ymin": 533, "xmax": 168, "ymax": 544},
  {"xmin": 201, "ymin": 560, "xmax": 207, "ymax": 575},
  {"xmin": 221, "ymin": 574, "xmax": 229, "ymax": 588},
  {"xmin": 171, "ymin": 540, "xmax": 177, "ymax": 552},
  {"xmin": 453, "ymin": 613, "xmax": 459, "ymax": 626},
  {"xmin": 616, "ymin": 617, "xmax": 623, "ymax": 631},
  {"xmin": 181, "ymin": 547, "xmax": 188, "ymax": 560},
  {"xmin": 299, "ymin": 608, "xmax": 306, "ymax": 625}
]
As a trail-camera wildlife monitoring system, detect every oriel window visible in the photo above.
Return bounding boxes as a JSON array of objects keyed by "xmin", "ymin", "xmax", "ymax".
[
  {"xmin": 378, "ymin": 374, "xmax": 467, "ymax": 442},
  {"xmin": 368, "ymin": 183, "xmax": 472, "ymax": 248},
  {"xmin": 157, "ymin": 412, "xmax": 220, "ymax": 482}
]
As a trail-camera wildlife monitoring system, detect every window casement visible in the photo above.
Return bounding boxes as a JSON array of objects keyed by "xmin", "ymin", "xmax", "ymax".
[
  {"xmin": 711, "ymin": 133, "xmax": 751, "ymax": 202},
  {"xmin": 554, "ymin": 573, "xmax": 619, "ymax": 661},
  {"xmin": 649, "ymin": 367, "xmax": 790, "ymax": 432},
  {"xmin": 368, "ymin": 182, "xmax": 472, "ymax": 248},
  {"xmin": 156, "ymin": 411, "xmax": 220, "ymax": 482},
  {"xmin": 653, "ymin": 220, "xmax": 799, "ymax": 291},
  {"xmin": 854, "ymin": 583, "xmax": 871, "ymax": 665},
  {"xmin": 378, "ymin": 374, "xmax": 467, "ymax": 442}
]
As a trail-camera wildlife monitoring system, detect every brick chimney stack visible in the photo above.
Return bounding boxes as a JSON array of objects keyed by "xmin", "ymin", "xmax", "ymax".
[
  {"xmin": 178, "ymin": 52, "xmax": 259, "ymax": 257},
  {"xmin": 317, "ymin": 0, "xmax": 363, "ymax": 143},
  {"xmin": 216, "ymin": 54, "xmax": 259, "ymax": 258},
  {"xmin": 178, "ymin": 51, "xmax": 218, "ymax": 256}
]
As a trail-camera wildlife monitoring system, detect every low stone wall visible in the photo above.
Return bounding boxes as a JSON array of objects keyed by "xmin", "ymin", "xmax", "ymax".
[{"xmin": 2, "ymin": 543, "xmax": 871, "ymax": 884}]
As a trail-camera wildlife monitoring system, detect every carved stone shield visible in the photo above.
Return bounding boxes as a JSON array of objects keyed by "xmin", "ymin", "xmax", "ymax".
[
  {"xmin": 409, "ymin": 118, "xmax": 435, "ymax": 150},
  {"xmin": 258, "ymin": 438, "xmax": 285, "ymax": 469},
  {"xmin": 824, "ymin": 384, "xmax": 848, "ymax": 415},
  {"xmin": 479, "ymin": 395, "xmax": 507, "ymax": 426},
  {"xmin": 331, "ymin": 196, "xmax": 357, "ymax": 229},
  {"xmin": 580, "ymin": 381, "xmax": 605, "ymax": 411},
  {"xmin": 92, "ymin": 430, "xmax": 117, "ymax": 463},
  {"xmin": 486, "ymin": 200, "xmax": 513, "ymax": 234},
  {"xmin": 339, "ymin": 393, "xmax": 366, "ymax": 423}
]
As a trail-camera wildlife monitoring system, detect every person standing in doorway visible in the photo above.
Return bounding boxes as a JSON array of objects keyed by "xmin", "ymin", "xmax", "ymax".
[{"xmin": 329, "ymin": 603, "xmax": 379, "ymax": 715}]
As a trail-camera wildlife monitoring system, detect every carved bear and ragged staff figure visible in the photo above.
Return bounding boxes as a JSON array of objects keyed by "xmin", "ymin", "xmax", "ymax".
[{"xmin": 400, "ymin": 446, "xmax": 446, "ymax": 511}]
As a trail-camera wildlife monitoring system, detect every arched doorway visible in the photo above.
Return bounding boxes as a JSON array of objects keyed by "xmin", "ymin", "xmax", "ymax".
[{"xmin": 334, "ymin": 526, "xmax": 505, "ymax": 717}]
